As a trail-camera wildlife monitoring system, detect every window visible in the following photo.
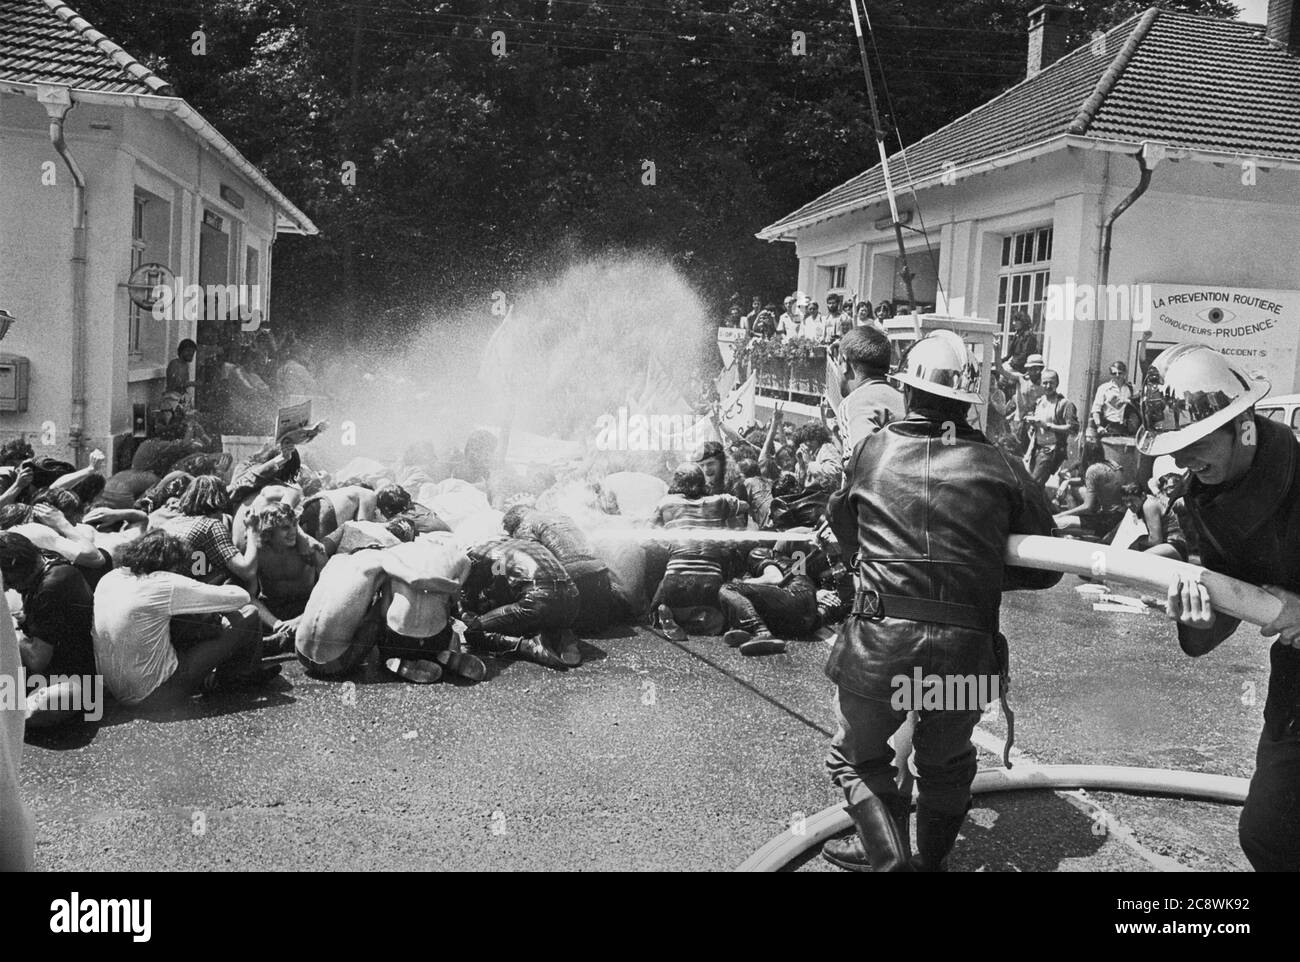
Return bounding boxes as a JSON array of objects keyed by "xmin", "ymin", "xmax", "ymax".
[
  {"xmin": 821, "ymin": 264, "xmax": 847, "ymax": 291},
  {"xmin": 245, "ymin": 245, "xmax": 261, "ymax": 311},
  {"xmin": 128, "ymin": 195, "xmax": 147, "ymax": 355},
  {"xmin": 997, "ymin": 226, "xmax": 1052, "ymax": 347}
]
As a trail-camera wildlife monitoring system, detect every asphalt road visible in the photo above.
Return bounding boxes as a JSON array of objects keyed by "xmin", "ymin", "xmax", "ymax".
[{"xmin": 21, "ymin": 577, "xmax": 1269, "ymax": 871}]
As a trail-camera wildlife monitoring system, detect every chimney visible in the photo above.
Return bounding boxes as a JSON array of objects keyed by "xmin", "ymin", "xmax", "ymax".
[
  {"xmin": 1027, "ymin": 4, "xmax": 1073, "ymax": 78},
  {"xmin": 1267, "ymin": 0, "xmax": 1298, "ymax": 50}
]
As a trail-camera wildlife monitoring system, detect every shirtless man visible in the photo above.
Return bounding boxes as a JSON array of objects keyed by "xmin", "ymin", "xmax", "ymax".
[
  {"xmin": 248, "ymin": 501, "xmax": 327, "ymax": 647},
  {"xmin": 298, "ymin": 484, "xmax": 378, "ymax": 543}
]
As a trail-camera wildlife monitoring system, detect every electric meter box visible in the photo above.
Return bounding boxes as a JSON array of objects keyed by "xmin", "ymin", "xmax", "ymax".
[{"xmin": 0, "ymin": 355, "xmax": 30, "ymax": 412}]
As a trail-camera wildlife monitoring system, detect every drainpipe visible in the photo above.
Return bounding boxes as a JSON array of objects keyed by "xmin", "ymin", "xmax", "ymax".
[
  {"xmin": 1088, "ymin": 147, "xmax": 1152, "ymax": 406},
  {"xmin": 40, "ymin": 84, "xmax": 88, "ymax": 465}
]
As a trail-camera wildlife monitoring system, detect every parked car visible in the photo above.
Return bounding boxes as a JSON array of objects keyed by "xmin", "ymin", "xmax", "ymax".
[{"xmin": 1255, "ymin": 393, "xmax": 1300, "ymax": 438}]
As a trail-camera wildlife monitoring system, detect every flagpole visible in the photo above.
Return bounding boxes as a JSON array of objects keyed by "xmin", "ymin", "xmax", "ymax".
[{"xmin": 848, "ymin": 0, "xmax": 917, "ymax": 314}]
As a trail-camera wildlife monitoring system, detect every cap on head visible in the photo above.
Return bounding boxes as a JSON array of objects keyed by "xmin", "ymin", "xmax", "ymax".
[
  {"xmin": 891, "ymin": 330, "xmax": 982, "ymax": 403},
  {"xmin": 1135, "ymin": 343, "xmax": 1269, "ymax": 456},
  {"xmin": 1024, "ymin": 354, "xmax": 1046, "ymax": 370}
]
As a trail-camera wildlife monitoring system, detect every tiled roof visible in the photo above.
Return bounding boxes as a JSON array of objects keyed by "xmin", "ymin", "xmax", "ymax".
[
  {"xmin": 0, "ymin": 0, "xmax": 172, "ymax": 95},
  {"xmin": 760, "ymin": 8, "xmax": 1300, "ymax": 239}
]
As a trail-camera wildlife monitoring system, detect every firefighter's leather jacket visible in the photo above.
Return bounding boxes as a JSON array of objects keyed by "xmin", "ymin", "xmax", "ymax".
[{"xmin": 825, "ymin": 411, "xmax": 1061, "ymax": 700}]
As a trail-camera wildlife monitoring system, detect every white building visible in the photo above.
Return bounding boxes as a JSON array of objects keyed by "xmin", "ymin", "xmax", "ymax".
[
  {"xmin": 0, "ymin": 0, "xmax": 316, "ymax": 468},
  {"xmin": 759, "ymin": 2, "xmax": 1300, "ymax": 407}
]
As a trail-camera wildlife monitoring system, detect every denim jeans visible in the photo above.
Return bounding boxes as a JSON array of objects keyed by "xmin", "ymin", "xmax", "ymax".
[{"xmin": 826, "ymin": 686, "xmax": 981, "ymax": 816}]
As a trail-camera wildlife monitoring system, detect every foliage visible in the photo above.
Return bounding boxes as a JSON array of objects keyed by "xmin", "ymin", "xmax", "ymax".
[{"xmin": 72, "ymin": 0, "xmax": 1240, "ymax": 338}]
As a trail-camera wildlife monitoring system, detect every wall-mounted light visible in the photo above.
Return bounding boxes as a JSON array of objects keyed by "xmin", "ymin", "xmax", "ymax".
[{"xmin": 0, "ymin": 309, "xmax": 17, "ymax": 340}]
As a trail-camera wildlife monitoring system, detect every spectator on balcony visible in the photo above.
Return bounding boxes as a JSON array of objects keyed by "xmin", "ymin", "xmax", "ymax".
[
  {"xmin": 749, "ymin": 307, "xmax": 778, "ymax": 340},
  {"xmin": 742, "ymin": 295, "xmax": 763, "ymax": 331},
  {"xmin": 826, "ymin": 294, "xmax": 853, "ymax": 338},
  {"xmin": 720, "ymin": 304, "xmax": 743, "ymax": 329},
  {"xmin": 801, "ymin": 307, "xmax": 827, "ymax": 344},
  {"xmin": 778, "ymin": 297, "xmax": 801, "ymax": 339}
]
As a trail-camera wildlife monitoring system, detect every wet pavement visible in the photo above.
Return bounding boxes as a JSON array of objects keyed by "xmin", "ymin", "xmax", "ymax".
[{"xmin": 21, "ymin": 577, "xmax": 1268, "ymax": 871}]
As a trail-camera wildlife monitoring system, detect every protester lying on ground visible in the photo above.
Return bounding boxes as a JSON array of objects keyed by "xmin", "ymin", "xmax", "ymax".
[
  {"xmin": 374, "ymin": 484, "xmax": 450, "ymax": 535},
  {"xmin": 169, "ymin": 450, "xmax": 230, "ymax": 480},
  {"xmin": 294, "ymin": 538, "xmax": 467, "ymax": 678},
  {"xmin": 298, "ymin": 484, "xmax": 377, "ymax": 542},
  {"xmin": 320, "ymin": 517, "xmax": 416, "ymax": 556},
  {"xmin": 718, "ymin": 524, "xmax": 853, "ymax": 658},
  {"xmin": 5, "ymin": 496, "xmax": 104, "ymax": 575},
  {"xmin": 163, "ymin": 476, "xmax": 259, "ymax": 588},
  {"xmin": 502, "ymin": 505, "xmax": 621, "ymax": 631},
  {"xmin": 95, "ymin": 466, "xmax": 160, "ymax": 510},
  {"xmin": 247, "ymin": 501, "xmax": 328, "ymax": 648},
  {"xmin": 229, "ymin": 441, "xmax": 307, "ymax": 550},
  {"xmin": 131, "ymin": 416, "xmax": 207, "ymax": 477},
  {"xmin": 460, "ymin": 538, "xmax": 582, "ymax": 670},
  {"xmin": 93, "ymin": 531, "xmax": 276, "ymax": 709},
  {"xmin": 0, "ymin": 533, "xmax": 96, "ymax": 727},
  {"xmin": 648, "ymin": 462, "xmax": 748, "ymax": 640},
  {"xmin": 136, "ymin": 471, "xmax": 193, "ymax": 524},
  {"xmin": 374, "ymin": 537, "xmax": 482, "ymax": 684}
]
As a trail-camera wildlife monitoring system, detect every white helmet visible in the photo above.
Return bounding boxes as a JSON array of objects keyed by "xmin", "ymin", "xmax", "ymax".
[
  {"xmin": 1136, "ymin": 343, "xmax": 1270, "ymax": 456},
  {"xmin": 891, "ymin": 330, "xmax": 982, "ymax": 403}
]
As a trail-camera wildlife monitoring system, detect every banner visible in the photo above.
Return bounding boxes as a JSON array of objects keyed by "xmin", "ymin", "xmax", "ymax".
[
  {"xmin": 274, "ymin": 399, "xmax": 311, "ymax": 441},
  {"xmin": 717, "ymin": 327, "xmax": 747, "ymax": 367},
  {"xmin": 823, "ymin": 350, "xmax": 844, "ymax": 413},
  {"xmin": 1140, "ymin": 285, "xmax": 1300, "ymax": 393},
  {"xmin": 719, "ymin": 372, "xmax": 756, "ymax": 432}
]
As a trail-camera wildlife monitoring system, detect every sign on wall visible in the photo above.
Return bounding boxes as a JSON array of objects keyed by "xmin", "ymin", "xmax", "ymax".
[{"xmin": 1139, "ymin": 284, "xmax": 1300, "ymax": 394}]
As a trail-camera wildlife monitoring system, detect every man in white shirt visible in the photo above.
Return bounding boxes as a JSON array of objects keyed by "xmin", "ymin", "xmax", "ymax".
[
  {"xmin": 778, "ymin": 296, "xmax": 802, "ymax": 339},
  {"xmin": 1090, "ymin": 360, "xmax": 1135, "ymax": 435},
  {"xmin": 93, "ymin": 530, "xmax": 272, "ymax": 707}
]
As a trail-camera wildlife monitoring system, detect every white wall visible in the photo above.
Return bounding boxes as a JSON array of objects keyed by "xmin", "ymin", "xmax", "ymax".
[
  {"xmin": 0, "ymin": 88, "xmax": 287, "ymax": 466},
  {"xmin": 786, "ymin": 146, "xmax": 1300, "ymax": 407}
]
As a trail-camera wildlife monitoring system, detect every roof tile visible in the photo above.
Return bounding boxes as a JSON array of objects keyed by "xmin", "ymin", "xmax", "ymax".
[
  {"xmin": 0, "ymin": 0, "xmax": 172, "ymax": 96},
  {"xmin": 761, "ymin": 9, "xmax": 1300, "ymax": 239}
]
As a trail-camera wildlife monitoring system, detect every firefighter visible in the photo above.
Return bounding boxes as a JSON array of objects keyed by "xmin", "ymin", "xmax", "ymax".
[
  {"xmin": 1140, "ymin": 343, "xmax": 1300, "ymax": 872},
  {"xmin": 821, "ymin": 330, "xmax": 1060, "ymax": 872}
]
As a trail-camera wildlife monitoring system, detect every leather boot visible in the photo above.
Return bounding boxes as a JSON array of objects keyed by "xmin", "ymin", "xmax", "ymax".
[
  {"xmin": 822, "ymin": 794, "xmax": 911, "ymax": 872},
  {"xmin": 912, "ymin": 803, "xmax": 967, "ymax": 872}
]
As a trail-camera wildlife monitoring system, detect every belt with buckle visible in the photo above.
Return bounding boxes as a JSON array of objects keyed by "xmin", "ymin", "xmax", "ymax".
[{"xmin": 852, "ymin": 588, "xmax": 992, "ymax": 632}]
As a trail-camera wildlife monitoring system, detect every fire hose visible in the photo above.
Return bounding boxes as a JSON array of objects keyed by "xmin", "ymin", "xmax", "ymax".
[{"xmin": 736, "ymin": 535, "xmax": 1275, "ymax": 872}]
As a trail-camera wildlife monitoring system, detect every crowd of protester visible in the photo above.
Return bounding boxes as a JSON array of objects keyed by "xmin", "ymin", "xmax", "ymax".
[{"xmin": 0, "ymin": 307, "xmax": 1197, "ymax": 732}]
